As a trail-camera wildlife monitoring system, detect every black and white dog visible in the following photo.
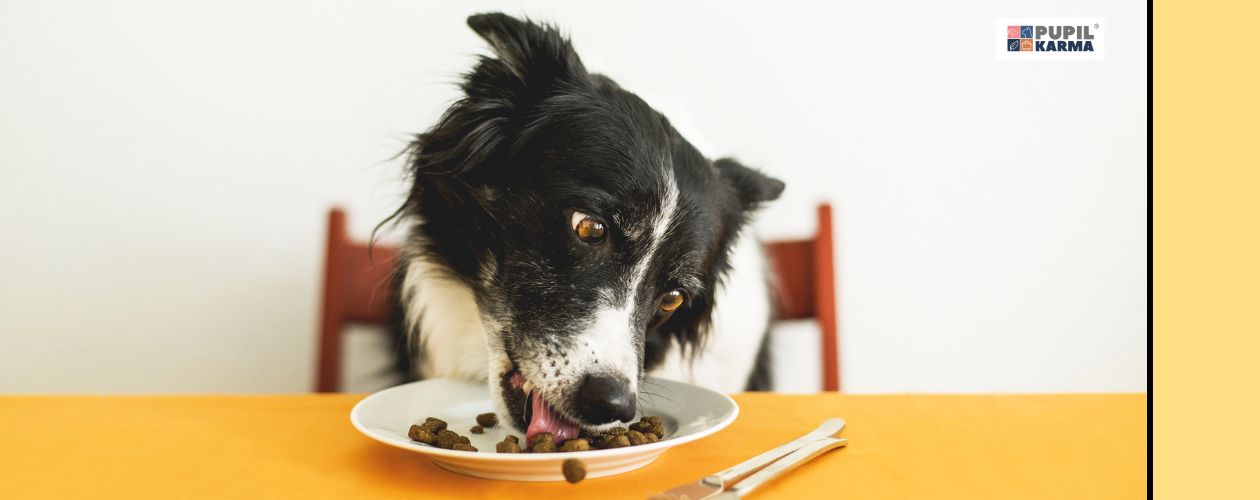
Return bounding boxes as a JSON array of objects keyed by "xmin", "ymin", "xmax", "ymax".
[{"xmin": 390, "ymin": 13, "xmax": 783, "ymax": 442}]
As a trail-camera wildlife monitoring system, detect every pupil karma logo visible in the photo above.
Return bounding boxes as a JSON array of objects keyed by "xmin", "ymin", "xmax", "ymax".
[
  {"xmin": 1007, "ymin": 24, "xmax": 1094, "ymax": 52},
  {"xmin": 996, "ymin": 18, "xmax": 1104, "ymax": 60}
]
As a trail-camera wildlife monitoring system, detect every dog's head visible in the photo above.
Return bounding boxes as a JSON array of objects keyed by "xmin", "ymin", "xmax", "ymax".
[{"xmin": 401, "ymin": 13, "xmax": 782, "ymax": 440}]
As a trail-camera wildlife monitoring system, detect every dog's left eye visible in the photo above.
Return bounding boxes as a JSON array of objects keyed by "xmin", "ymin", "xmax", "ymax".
[
  {"xmin": 659, "ymin": 290, "xmax": 685, "ymax": 312},
  {"xmin": 571, "ymin": 211, "xmax": 607, "ymax": 244}
]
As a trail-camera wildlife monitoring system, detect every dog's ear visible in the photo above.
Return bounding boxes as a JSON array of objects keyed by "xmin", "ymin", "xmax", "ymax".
[
  {"xmin": 466, "ymin": 13, "xmax": 588, "ymax": 89},
  {"xmin": 406, "ymin": 13, "xmax": 588, "ymax": 178},
  {"xmin": 715, "ymin": 158, "xmax": 786, "ymax": 209}
]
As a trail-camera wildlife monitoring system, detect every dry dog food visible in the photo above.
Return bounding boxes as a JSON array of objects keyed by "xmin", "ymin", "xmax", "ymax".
[
  {"xmin": 495, "ymin": 435, "xmax": 523, "ymax": 453},
  {"xmin": 408, "ymin": 414, "xmax": 665, "ymax": 454},
  {"xmin": 558, "ymin": 438, "xmax": 591, "ymax": 452},
  {"xmin": 476, "ymin": 413, "xmax": 498, "ymax": 428},
  {"xmin": 562, "ymin": 458, "xmax": 587, "ymax": 483},
  {"xmin": 407, "ymin": 418, "xmax": 479, "ymax": 452},
  {"xmin": 528, "ymin": 432, "xmax": 557, "ymax": 453},
  {"xmin": 628, "ymin": 416, "xmax": 664, "ymax": 437}
]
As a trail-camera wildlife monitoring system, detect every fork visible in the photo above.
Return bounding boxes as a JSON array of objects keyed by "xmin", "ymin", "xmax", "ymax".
[{"xmin": 648, "ymin": 418, "xmax": 847, "ymax": 499}]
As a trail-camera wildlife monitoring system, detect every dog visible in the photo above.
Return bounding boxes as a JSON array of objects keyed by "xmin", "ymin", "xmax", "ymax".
[{"xmin": 388, "ymin": 13, "xmax": 784, "ymax": 441}]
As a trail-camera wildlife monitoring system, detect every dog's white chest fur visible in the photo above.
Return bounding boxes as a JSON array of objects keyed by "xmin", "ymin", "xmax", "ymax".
[
  {"xmin": 399, "ymin": 255, "xmax": 490, "ymax": 382},
  {"xmin": 400, "ymin": 224, "xmax": 770, "ymax": 394}
]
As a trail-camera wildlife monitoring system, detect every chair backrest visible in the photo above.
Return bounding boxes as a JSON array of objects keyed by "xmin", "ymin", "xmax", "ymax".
[
  {"xmin": 316, "ymin": 204, "xmax": 838, "ymax": 392},
  {"xmin": 762, "ymin": 204, "xmax": 839, "ymax": 391},
  {"xmin": 315, "ymin": 209, "xmax": 396, "ymax": 392}
]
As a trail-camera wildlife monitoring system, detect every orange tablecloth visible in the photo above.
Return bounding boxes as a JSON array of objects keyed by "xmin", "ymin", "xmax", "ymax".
[{"xmin": 0, "ymin": 393, "xmax": 1145, "ymax": 499}]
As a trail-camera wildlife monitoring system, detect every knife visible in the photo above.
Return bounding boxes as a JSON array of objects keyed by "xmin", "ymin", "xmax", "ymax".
[
  {"xmin": 648, "ymin": 417, "xmax": 846, "ymax": 500},
  {"xmin": 709, "ymin": 438, "xmax": 848, "ymax": 498}
]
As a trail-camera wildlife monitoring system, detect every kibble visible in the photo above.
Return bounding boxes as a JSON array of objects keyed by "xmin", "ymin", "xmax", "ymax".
[
  {"xmin": 603, "ymin": 434, "xmax": 631, "ymax": 449},
  {"xmin": 562, "ymin": 458, "xmax": 587, "ymax": 484},
  {"xmin": 407, "ymin": 415, "xmax": 667, "ymax": 454},
  {"xmin": 626, "ymin": 430, "xmax": 648, "ymax": 446},
  {"xmin": 408, "ymin": 418, "xmax": 481, "ymax": 452},
  {"xmin": 435, "ymin": 430, "xmax": 461, "ymax": 449},
  {"xmin": 408, "ymin": 425, "xmax": 436, "ymax": 445},
  {"xmin": 476, "ymin": 412, "xmax": 499, "ymax": 428},
  {"xmin": 417, "ymin": 417, "xmax": 447, "ymax": 434},
  {"xmin": 496, "ymin": 438, "xmax": 523, "ymax": 453},
  {"xmin": 528, "ymin": 432, "xmax": 554, "ymax": 448},
  {"xmin": 629, "ymin": 418, "xmax": 664, "ymax": 439},
  {"xmin": 558, "ymin": 438, "xmax": 591, "ymax": 452}
]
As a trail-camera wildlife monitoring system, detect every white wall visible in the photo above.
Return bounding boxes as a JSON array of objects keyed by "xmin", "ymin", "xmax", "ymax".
[{"xmin": 0, "ymin": 0, "xmax": 1147, "ymax": 393}]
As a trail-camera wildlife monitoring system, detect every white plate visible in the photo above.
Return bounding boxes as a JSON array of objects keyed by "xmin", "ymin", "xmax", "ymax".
[{"xmin": 350, "ymin": 377, "xmax": 738, "ymax": 482}]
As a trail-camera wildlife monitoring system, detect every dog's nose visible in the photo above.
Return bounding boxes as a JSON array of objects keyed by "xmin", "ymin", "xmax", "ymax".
[{"xmin": 574, "ymin": 374, "xmax": 636, "ymax": 424}]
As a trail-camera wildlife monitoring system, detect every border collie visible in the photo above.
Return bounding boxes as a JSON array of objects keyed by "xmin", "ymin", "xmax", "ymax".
[{"xmin": 388, "ymin": 13, "xmax": 783, "ymax": 442}]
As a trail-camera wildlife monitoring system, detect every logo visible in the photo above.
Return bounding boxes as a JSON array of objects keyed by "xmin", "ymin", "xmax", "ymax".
[{"xmin": 996, "ymin": 18, "xmax": 1105, "ymax": 60}]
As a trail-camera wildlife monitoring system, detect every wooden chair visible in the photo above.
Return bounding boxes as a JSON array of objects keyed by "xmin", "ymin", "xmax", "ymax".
[
  {"xmin": 763, "ymin": 204, "xmax": 839, "ymax": 391},
  {"xmin": 315, "ymin": 209, "xmax": 399, "ymax": 393},
  {"xmin": 315, "ymin": 204, "xmax": 839, "ymax": 392}
]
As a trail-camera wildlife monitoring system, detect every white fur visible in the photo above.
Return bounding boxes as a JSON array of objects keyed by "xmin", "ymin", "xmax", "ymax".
[
  {"xmin": 548, "ymin": 168, "xmax": 681, "ymax": 394},
  {"xmin": 400, "ymin": 253, "xmax": 490, "ymax": 382},
  {"xmin": 549, "ymin": 301, "xmax": 640, "ymax": 384},
  {"xmin": 648, "ymin": 224, "xmax": 771, "ymax": 393}
]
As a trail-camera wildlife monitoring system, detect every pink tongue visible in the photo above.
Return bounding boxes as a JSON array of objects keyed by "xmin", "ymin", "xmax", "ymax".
[{"xmin": 526, "ymin": 391, "xmax": 580, "ymax": 443}]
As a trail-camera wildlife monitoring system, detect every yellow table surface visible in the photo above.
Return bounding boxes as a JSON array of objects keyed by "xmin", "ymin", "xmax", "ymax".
[{"xmin": 0, "ymin": 393, "xmax": 1146, "ymax": 499}]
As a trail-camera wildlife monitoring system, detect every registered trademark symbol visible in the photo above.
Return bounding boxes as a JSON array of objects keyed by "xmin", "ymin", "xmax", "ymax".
[{"xmin": 1094, "ymin": 23, "xmax": 1099, "ymax": 29}]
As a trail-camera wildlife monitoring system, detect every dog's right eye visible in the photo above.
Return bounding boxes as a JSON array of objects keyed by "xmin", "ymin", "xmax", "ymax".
[{"xmin": 571, "ymin": 211, "xmax": 607, "ymax": 244}]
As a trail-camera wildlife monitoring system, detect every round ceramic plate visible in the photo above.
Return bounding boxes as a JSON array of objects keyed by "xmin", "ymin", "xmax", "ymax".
[{"xmin": 350, "ymin": 377, "xmax": 738, "ymax": 482}]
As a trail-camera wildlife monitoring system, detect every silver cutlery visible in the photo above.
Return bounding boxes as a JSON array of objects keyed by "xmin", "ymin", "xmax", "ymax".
[
  {"xmin": 649, "ymin": 417, "xmax": 847, "ymax": 500},
  {"xmin": 709, "ymin": 438, "xmax": 848, "ymax": 498}
]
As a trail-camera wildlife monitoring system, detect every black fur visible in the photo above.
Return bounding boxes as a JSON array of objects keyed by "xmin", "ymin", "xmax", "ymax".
[
  {"xmin": 744, "ymin": 327, "xmax": 774, "ymax": 391},
  {"xmin": 387, "ymin": 13, "xmax": 782, "ymax": 426}
]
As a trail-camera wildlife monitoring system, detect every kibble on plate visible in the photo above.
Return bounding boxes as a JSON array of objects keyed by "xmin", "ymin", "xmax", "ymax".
[
  {"xmin": 528, "ymin": 432, "xmax": 559, "ymax": 452},
  {"xmin": 527, "ymin": 432, "xmax": 554, "ymax": 446},
  {"xmin": 558, "ymin": 438, "xmax": 590, "ymax": 452},
  {"xmin": 418, "ymin": 417, "xmax": 446, "ymax": 434},
  {"xmin": 603, "ymin": 434, "xmax": 630, "ymax": 449},
  {"xmin": 406, "ymin": 415, "xmax": 666, "ymax": 453},
  {"xmin": 435, "ymin": 430, "xmax": 462, "ymax": 449},
  {"xmin": 476, "ymin": 412, "xmax": 499, "ymax": 428},
  {"xmin": 626, "ymin": 430, "xmax": 649, "ymax": 446},
  {"xmin": 562, "ymin": 458, "xmax": 586, "ymax": 484},
  {"xmin": 407, "ymin": 426, "xmax": 436, "ymax": 445},
  {"xmin": 409, "ymin": 418, "xmax": 484, "ymax": 452},
  {"xmin": 629, "ymin": 417, "xmax": 664, "ymax": 438},
  {"xmin": 496, "ymin": 436, "xmax": 523, "ymax": 453}
]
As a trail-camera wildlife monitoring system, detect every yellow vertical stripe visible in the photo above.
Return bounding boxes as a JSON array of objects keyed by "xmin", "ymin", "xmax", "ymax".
[{"xmin": 1157, "ymin": 0, "xmax": 1260, "ymax": 497}]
